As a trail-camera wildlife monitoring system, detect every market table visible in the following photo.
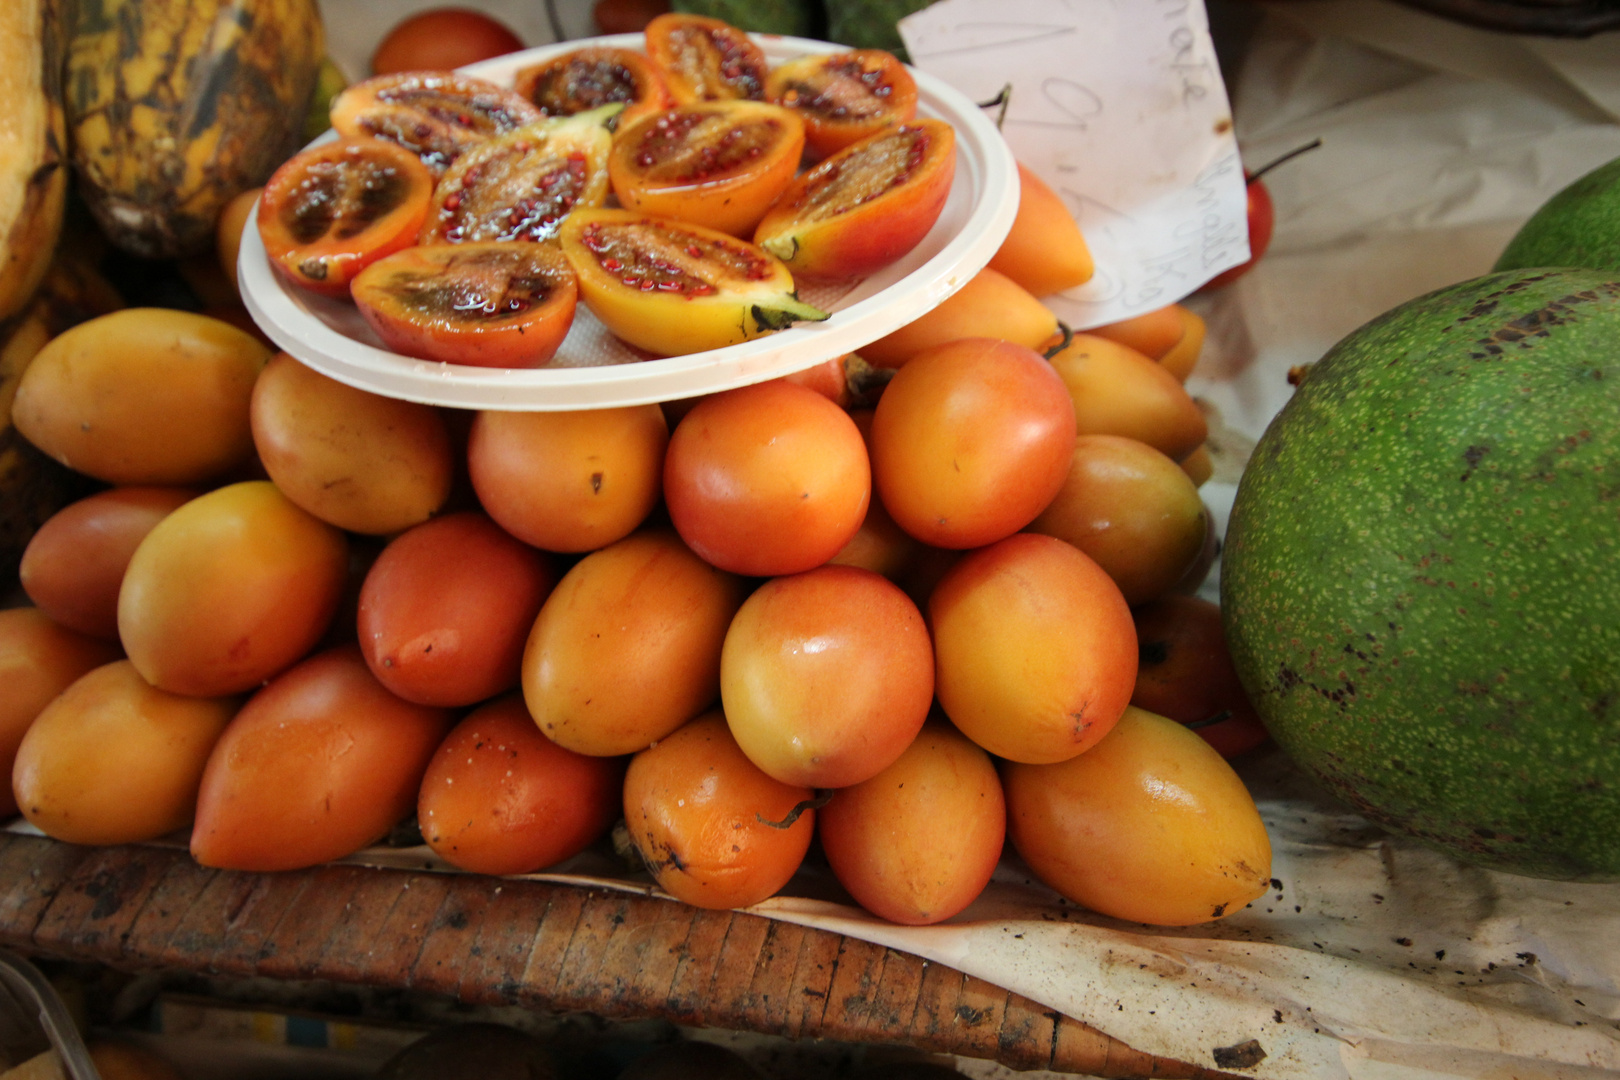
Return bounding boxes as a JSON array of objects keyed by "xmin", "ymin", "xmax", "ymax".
[{"xmin": 0, "ymin": 833, "xmax": 1242, "ymax": 1078}]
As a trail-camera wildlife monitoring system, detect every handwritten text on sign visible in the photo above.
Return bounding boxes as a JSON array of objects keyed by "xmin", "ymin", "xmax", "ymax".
[{"xmin": 900, "ymin": 0, "xmax": 1247, "ymax": 328}]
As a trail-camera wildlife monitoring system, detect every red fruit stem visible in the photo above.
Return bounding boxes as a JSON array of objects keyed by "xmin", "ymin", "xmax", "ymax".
[
  {"xmin": 1185, "ymin": 709, "xmax": 1235, "ymax": 730},
  {"xmin": 543, "ymin": 0, "xmax": 567, "ymax": 42},
  {"xmin": 977, "ymin": 83, "xmax": 1013, "ymax": 130},
  {"xmin": 756, "ymin": 790, "xmax": 834, "ymax": 829},
  {"xmin": 1042, "ymin": 321, "xmax": 1074, "ymax": 361}
]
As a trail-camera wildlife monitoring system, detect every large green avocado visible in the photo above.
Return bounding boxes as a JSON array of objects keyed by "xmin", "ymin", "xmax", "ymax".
[
  {"xmin": 1221, "ymin": 269, "xmax": 1620, "ymax": 880},
  {"xmin": 1495, "ymin": 154, "xmax": 1620, "ymax": 272}
]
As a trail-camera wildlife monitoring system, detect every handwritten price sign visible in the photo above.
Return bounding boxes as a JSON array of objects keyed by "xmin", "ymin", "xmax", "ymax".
[{"xmin": 900, "ymin": 0, "xmax": 1247, "ymax": 327}]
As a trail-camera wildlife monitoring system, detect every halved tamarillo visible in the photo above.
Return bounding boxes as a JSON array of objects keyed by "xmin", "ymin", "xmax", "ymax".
[
  {"xmin": 608, "ymin": 100, "xmax": 805, "ymax": 238},
  {"xmin": 351, "ymin": 241, "xmax": 579, "ymax": 368},
  {"xmin": 257, "ymin": 138, "xmax": 434, "ymax": 298},
  {"xmin": 419, "ymin": 107, "xmax": 617, "ymax": 245},
  {"xmin": 765, "ymin": 49, "xmax": 917, "ymax": 160},
  {"xmin": 557, "ymin": 207, "xmax": 827, "ymax": 357},
  {"xmin": 513, "ymin": 46, "xmax": 673, "ymax": 131},
  {"xmin": 753, "ymin": 118, "xmax": 955, "ymax": 282},
  {"xmin": 644, "ymin": 12, "xmax": 767, "ymax": 104},
  {"xmin": 330, "ymin": 71, "xmax": 544, "ymax": 174}
]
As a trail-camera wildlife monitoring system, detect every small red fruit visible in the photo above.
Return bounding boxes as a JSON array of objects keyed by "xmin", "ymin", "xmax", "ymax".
[
  {"xmin": 418, "ymin": 695, "xmax": 624, "ymax": 876},
  {"xmin": 352, "ymin": 242, "xmax": 579, "ymax": 368},
  {"xmin": 664, "ymin": 380, "xmax": 870, "ymax": 577},
  {"xmin": 608, "ymin": 100, "xmax": 805, "ymax": 238},
  {"xmin": 418, "ymin": 110, "xmax": 615, "ymax": 246},
  {"xmin": 1131, "ymin": 594, "xmax": 1271, "ymax": 759},
  {"xmin": 622, "ymin": 710, "xmax": 815, "ymax": 910},
  {"xmin": 557, "ymin": 208, "xmax": 826, "ymax": 356},
  {"xmin": 765, "ymin": 49, "xmax": 918, "ymax": 160},
  {"xmin": 644, "ymin": 13, "xmax": 768, "ymax": 104},
  {"xmin": 818, "ymin": 720, "xmax": 1004, "ymax": 926},
  {"xmin": 594, "ymin": 0, "xmax": 672, "ymax": 34},
  {"xmin": 370, "ymin": 8, "xmax": 524, "ymax": 76},
  {"xmin": 870, "ymin": 337, "xmax": 1075, "ymax": 550},
  {"xmin": 357, "ymin": 512, "xmax": 560, "ymax": 707},
  {"xmin": 256, "ymin": 139, "xmax": 434, "ymax": 298},
  {"xmin": 754, "ymin": 119, "xmax": 955, "ymax": 282},
  {"xmin": 330, "ymin": 71, "xmax": 543, "ymax": 175},
  {"xmin": 1201, "ymin": 139, "xmax": 1317, "ymax": 291},
  {"xmin": 1201, "ymin": 174, "xmax": 1274, "ymax": 291},
  {"xmin": 513, "ymin": 46, "xmax": 673, "ymax": 131}
]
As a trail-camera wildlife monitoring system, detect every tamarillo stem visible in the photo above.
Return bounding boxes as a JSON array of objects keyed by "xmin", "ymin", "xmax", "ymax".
[
  {"xmin": 1043, "ymin": 321, "xmax": 1074, "ymax": 360},
  {"xmin": 977, "ymin": 83, "xmax": 1013, "ymax": 130},
  {"xmin": 1186, "ymin": 710, "xmax": 1234, "ymax": 730},
  {"xmin": 756, "ymin": 790, "xmax": 834, "ymax": 829}
]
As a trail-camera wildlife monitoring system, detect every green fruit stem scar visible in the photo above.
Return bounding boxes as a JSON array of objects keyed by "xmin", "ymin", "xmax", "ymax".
[
  {"xmin": 760, "ymin": 234, "xmax": 798, "ymax": 262},
  {"xmin": 750, "ymin": 296, "xmax": 829, "ymax": 333}
]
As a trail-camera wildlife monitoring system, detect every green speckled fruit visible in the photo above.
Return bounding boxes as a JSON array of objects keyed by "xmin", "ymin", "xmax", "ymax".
[
  {"xmin": 673, "ymin": 0, "xmax": 823, "ymax": 37},
  {"xmin": 1496, "ymin": 155, "xmax": 1620, "ymax": 273},
  {"xmin": 822, "ymin": 0, "xmax": 935, "ymax": 58},
  {"xmin": 1221, "ymin": 269, "xmax": 1620, "ymax": 880}
]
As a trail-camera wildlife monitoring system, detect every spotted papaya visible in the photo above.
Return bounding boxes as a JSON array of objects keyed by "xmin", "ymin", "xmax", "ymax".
[{"xmin": 66, "ymin": 0, "xmax": 325, "ymax": 259}]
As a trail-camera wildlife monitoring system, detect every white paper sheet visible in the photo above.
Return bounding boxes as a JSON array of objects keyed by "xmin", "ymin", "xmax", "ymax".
[{"xmin": 898, "ymin": 0, "xmax": 1252, "ymax": 328}]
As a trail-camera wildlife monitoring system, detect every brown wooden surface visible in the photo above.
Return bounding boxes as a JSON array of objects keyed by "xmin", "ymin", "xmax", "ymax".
[{"xmin": 0, "ymin": 833, "xmax": 1245, "ymax": 1079}]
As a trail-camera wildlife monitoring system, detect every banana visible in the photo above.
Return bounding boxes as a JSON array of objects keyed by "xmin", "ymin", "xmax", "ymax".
[
  {"xmin": 0, "ymin": 0, "xmax": 70, "ymax": 325},
  {"xmin": 66, "ymin": 0, "xmax": 326, "ymax": 259}
]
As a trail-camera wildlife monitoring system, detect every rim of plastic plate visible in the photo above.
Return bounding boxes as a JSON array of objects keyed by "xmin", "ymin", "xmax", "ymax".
[{"xmin": 238, "ymin": 33, "xmax": 1018, "ymax": 410}]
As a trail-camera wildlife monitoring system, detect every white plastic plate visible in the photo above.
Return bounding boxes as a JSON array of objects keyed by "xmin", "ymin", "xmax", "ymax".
[{"xmin": 238, "ymin": 34, "xmax": 1018, "ymax": 410}]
